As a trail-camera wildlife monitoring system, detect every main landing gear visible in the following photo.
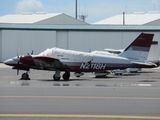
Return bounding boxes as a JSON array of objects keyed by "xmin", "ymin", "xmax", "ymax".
[{"xmin": 53, "ymin": 70, "xmax": 70, "ymax": 81}]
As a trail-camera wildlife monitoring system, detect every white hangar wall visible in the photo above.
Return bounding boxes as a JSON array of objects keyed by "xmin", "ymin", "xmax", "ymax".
[
  {"xmin": 0, "ymin": 30, "xmax": 2, "ymax": 62},
  {"xmin": 68, "ymin": 32, "xmax": 141, "ymax": 52},
  {"xmin": 56, "ymin": 31, "xmax": 69, "ymax": 49},
  {"xmin": 1, "ymin": 30, "xmax": 56, "ymax": 61},
  {"xmin": 1, "ymin": 29, "xmax": 160, "ymax": 62},
  {"xmin": 49, "ymin": 31, "xmax": 128, "ymax": 51}
]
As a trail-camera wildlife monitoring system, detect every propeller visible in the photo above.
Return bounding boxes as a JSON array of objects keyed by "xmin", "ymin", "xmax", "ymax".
[
  {"xmin": 17, "ymin": 60, "xmax": 19, "ymax": 75},
  {"xmin": 15, "ymin": 50, "xmax": 33, "ymax": 75}
]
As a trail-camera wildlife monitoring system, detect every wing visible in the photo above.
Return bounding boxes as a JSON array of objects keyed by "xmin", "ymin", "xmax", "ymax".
[{"xmin": 33, "ymin": 56, "xmax": 70, "ymax": 71}]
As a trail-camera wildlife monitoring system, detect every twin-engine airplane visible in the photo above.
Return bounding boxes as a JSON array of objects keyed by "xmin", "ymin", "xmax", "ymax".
[{"xmin": 4, "ymin": 33, "xmax": 157, "ymax": 81}]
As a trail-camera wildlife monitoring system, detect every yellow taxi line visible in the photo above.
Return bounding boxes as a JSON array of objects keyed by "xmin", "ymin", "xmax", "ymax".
[
  {"xmin": 0, "ymin": 114, "xmax": 160, "ymax": 119},
  {"xmin": 0, "ymin": 95, "xmax": 160, "ymax": 100}
]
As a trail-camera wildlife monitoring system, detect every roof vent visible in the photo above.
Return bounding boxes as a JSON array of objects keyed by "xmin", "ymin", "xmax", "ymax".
[
  {"xmin": 134, "ymin": 12, "xmax": 145, "ymax": 14},
  {"xmin": 148, "ymin": 11, "xmax": 160, "ymax": 14},
  {"xmin": 21, "ymin": 12, "xmax": 33, "ymax": 15},
  {"xmin": 36, "ymin": 12, "xmax": 47, "ymax": 15}
]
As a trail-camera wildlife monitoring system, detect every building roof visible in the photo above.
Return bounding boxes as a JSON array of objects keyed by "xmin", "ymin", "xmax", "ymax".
[
  {"xmin": 0, "ymin": 13, "xmax": 87, "ymax": 24},
  {"xmin": 94, "ymin": 11, "xmax": 160, "ymax": 25},
  {"xmin": 0, "ymin": 23, "xmax": 160, "ymax": 32},
  {"xmin": 0, "ymin": 13, "xmax": 62, "ymax": 23}
]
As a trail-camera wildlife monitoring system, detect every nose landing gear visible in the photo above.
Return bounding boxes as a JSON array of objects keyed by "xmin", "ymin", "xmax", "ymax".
[{"xmin": 21, "ymin": 72, "xmax": 30, "ymax": 80}]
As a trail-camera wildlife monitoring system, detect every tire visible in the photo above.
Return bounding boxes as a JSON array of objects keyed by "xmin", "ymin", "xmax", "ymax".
[
  {"xmin": 21, "ymin": 73, "xmax": 29, "ymax": 80},
  {"xmin": 63, "ymin": 72, "xmax": 70, "ymax": 80},
  {"xmin": 53, "ymin": 74, "xmax": 60, "ymax": 81}
]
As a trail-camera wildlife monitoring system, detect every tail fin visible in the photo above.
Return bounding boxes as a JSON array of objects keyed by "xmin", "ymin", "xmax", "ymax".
[{"xmin": 119, "ymin": 33, "xmax": 154, "ymax": 62}]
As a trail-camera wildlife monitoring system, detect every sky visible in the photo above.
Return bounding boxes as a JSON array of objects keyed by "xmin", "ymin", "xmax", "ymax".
[{"xmin": 0, "ymin": 0, "xmax": 160, "ymax": 23}]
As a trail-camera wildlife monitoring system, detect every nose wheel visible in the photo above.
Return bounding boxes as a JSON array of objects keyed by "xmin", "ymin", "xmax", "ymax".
[{"xmin": 21, "ymin": 73, "xmax": 30, "ymax": 80}]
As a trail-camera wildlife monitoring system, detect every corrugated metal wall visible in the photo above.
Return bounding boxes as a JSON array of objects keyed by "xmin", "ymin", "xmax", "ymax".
[
  {"xmin": 56, "ymin": 31, "xmax": 68, "ymax": 49},
  {"xmin": 0, "ymin": 30, "xmax": 2, "ymax": 62},
  {"xmin": 68, "ymin": 31, "xmax": 141, "ymax": 52},
  {"xmin": 2, "ymin": 30, "xmax": 56, "ymax": 61},
  {"xmin": 1, "ymin": 30, "xmax": 160, "ymax": 62}
]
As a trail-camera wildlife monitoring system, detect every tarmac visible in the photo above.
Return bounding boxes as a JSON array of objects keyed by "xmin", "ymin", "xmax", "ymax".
[{"xmin": 0, "ymin": 63, "xmax": 160, "ymax": 120}]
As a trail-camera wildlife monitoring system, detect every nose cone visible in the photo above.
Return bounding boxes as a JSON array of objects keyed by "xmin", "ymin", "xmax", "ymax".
[{"xmin": 4, "ymin": 57, "xmax": 19, "ymax": 66}]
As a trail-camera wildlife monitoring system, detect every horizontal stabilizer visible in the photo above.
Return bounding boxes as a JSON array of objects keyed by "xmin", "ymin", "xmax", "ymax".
[{"xmin": 131, "ymin": 61, "xmax": 157, "ymax": 67}]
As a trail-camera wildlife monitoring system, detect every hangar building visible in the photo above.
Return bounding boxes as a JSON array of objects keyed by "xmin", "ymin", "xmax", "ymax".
[
  {"xmin": 0, "ymin": 23, "xmax": 160, "ymax": 62},
  {"xmin": 0, "ymin": 13, "xmax": 160, "ymax": 62}
]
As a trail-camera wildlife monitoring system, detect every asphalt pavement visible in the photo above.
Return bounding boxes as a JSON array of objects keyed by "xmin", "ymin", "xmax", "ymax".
[{"xmin": 0, "ymin": 64, "xmax": 160, "ymax": 120}]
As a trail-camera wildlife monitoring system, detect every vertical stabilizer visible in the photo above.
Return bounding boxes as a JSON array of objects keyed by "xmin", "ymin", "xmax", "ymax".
[{"xmin": 120, "ymin": 33, "xmax": 154, "ymax": 62}]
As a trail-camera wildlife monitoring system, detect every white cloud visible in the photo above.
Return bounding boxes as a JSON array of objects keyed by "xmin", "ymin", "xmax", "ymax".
[{"xmin": 15, "ymin": 0, "xmax": 44, "ymax": 13}]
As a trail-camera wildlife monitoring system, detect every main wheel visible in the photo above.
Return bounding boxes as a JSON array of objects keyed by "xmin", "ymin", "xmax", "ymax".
[
  {"xmin": 53, "ymin": 74, "xmax": 60, "ymax": 81},
  {"xmin": 63, "ymin": 72, "xmax": 70, "ymax": 80}
]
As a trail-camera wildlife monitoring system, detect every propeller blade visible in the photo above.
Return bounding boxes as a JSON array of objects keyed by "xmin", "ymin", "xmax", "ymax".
[
  {"xmin": 16, "ymin": 51, "xmax": 20, "ymax": 75},
  {"xmin": 17, "ymin": 51, "xmax": 19, "ymax": 58},
  {"xmin": 31, "ymin": 50, "xmax": 34, "ymax": 55},
  {"xmin": 17, "ymin": 62, "xmax": 19, "ymax": 75}
]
